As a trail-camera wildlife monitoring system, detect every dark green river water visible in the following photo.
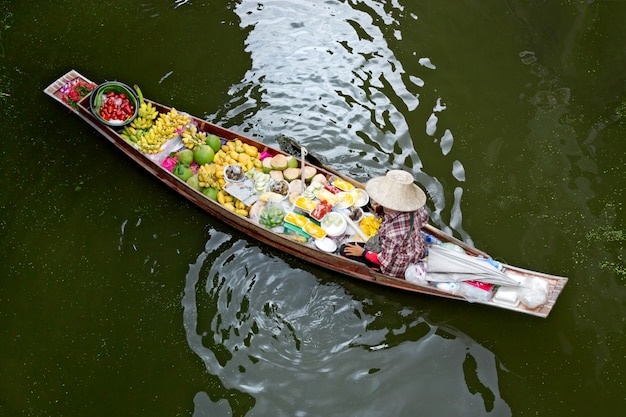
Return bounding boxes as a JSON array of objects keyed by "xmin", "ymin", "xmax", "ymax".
[{"xmin": 1, "ymin": 1, "xmax": 625, "ymax": 416}]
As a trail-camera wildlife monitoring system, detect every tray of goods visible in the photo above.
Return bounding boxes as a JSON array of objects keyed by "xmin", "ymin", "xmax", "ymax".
[
  {"xmin": 315, "ymin": 188, "xmax": 339, "ymax": 206},
  {"xmin": 302, "ymin": 221, "xmax": 327, "ymax": 239},
  {"xmin": 259, "ymin": 203, "xmax": 286, "ymax": 229},
  {"xmin": 351, "ymin": 188, "xmax": 369, "ymax": 208},
  {"xmin": 295, "ymin": 196, "xmax": 318, "ymax": 213},
  {"xmin": 224, "ymin": 164, "xmax": 246, "ymax": 182},
  {"xmin": 284, "ymin": 211, "xmax": 309, "ymax": 228},
  {"xmin": 310, "ymin": 199, "xmax": 333, "ymax": 221},
  {"xmin": 283, "ymin": 221, "xmax": 311, "ymax": 240},
  {"xmin": 320, "ymin": 212, "xmax": 347, "ymax": 237},
  {"xmin": 268, "ymin": 179, "xmax": 289, "ymax": 200},
  {"xmin": 332, "ymin": 178, "xmax": 355, "ymax": 191},
  {"xmin": 314, "ymin": 237, "xmax": 337, "ymax": 253},
  {"xmin": 359, "ymin": 213, "xmax": 382, "ymax": 238},
  {"xmin": 334, "ymin": 192, "xmax": 355, "ymax": 209},
  {"xmin": 323, "ymin": 183, "xmax": 343, "ymax": 194}
]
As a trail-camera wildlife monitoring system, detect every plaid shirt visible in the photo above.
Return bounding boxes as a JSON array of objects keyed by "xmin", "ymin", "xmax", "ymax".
[{"xmin": 377, "ymin": 207, "xmax": 429, "ymax": 277}]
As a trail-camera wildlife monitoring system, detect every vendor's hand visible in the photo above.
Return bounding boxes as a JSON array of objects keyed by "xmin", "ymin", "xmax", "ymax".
[{"xmin": 344, "ymin": 243, "xmax": 366, "ymax": 257}]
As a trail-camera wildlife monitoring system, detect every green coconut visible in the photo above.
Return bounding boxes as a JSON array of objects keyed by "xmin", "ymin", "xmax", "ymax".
[
  {"xmin": 285, "ymin": 156, "xmax": 299, "ymax": 169},
  {"xmin": 270, "ymin": 154, "xmax": 289, "ymax": 171},
  {"xmin": 283, "ymin": 167, "xmax": 301, "ymax": 181}
]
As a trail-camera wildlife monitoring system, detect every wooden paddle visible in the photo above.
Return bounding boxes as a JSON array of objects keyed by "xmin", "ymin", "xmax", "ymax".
[{"xmin": 277, "ymin": 135, "xmax": 490, "ymax": 258}]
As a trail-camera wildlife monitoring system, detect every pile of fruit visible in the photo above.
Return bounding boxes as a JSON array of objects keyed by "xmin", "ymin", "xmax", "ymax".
[
  {"xmin": 116, "ymin": 86, "xmax": 370, "ymax": 227},
  {"xmin": 90, "ymin": 82, "xmax": 137, "ymax": 125},
  {"xmin": 98, "ymin": 90, "xmax": 135, "ymax": 123},
  {"xmin": 164, "ymin": 134, "xmax": 265, "ymax": 216},
  {"xmin": 360, "ymin": 215, "xmax": 383, "ymax": 237},
  {"xmin": 120, "ymin": 86, "xmax": 191, "ymax": 154}
]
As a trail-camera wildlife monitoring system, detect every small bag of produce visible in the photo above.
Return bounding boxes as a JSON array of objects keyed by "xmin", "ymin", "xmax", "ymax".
[{"xmin": 259, "ymin": 203, "xmax": 286, "ymax": 229}]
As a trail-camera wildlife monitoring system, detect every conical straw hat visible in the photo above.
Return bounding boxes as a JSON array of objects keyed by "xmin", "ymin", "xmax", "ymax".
[{"xmin": 365, "ymin": 170, "xmax": 426, "ymax": 212}]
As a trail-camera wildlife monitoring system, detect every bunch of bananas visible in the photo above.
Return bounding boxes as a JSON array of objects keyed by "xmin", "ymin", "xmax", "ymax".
[
  {"xmin": 181, "ymin": 124, "xmax": 208, "ymax": 150},
  {"xmin": 216, "ymin": 190, "xmax": 249, "ymax": 216},
  {"xmin": 130, "ymin": 101, "xmax": 159, "ymax": 130},
  {"xmin": 120, "ymin": 126, "xmax": 143, "ymax": 144},
  {"xmin": 129, "ymin": 84, "xmax": 159, "ymax": 130},
  {"xmin": 120, "ymin": 84, "xmax": 192, "ymax": 155},
  {"xmin": 137, "ymin": 109, "xmax": 190, "ymax": 153},
  {"xmin": 135, "ymin": 128, "xmax": 166, "ymax": 154},
  {"xmin": 197, "ymin": 163, "xmax": 224, "ymax": 189},
  {"xmin": 152, "ymin": 112, "xmax": 181, "ymax": 140},
  {"xmin": 162, "ymin": 108, "xmax": 191, "ymax": 131},
  {"xmin": 124, "ymin": 108, "xmax": 191, "ymax": 154}
]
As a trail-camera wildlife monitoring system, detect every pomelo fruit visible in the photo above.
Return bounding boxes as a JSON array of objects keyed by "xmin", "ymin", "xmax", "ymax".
[
  {"xmin": 186, "ymin": 174, "xmax": 202, "ymax": 191},
  {"xmin": 202, "ymin": 187, "xmax": 219, "ymax": 200},
  {"xmin": 177, "ymin": 149, "xmax": 194, "ymax": 165},
  {"xmin": 194, "ymin": 144, "xmax": 215, "ymax": 165},
  {"xmin": 205, "ymin": 134, "xmax": 222, "ymax": 152},
  {"xmin": 173, "ymin": 162, "xmax": 193, "ymax": 181}
]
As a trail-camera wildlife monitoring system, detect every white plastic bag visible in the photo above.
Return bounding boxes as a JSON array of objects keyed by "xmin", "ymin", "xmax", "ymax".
[
  {"xmin": 518, "ymin": 277, "xmax": 549, "ymax": 308},
  {"xmin": 458, "ymin": 282, "xmax": 494, "ymax": 302},
  {"xmin": 405, "ymin": 262, "xmax": 427, "ymax": 283}
]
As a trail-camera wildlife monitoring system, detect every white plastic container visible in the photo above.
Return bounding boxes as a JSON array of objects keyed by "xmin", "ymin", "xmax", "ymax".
[{"xmin": 321, "ymin": 212, "xmax": 347, "ymax": 237}]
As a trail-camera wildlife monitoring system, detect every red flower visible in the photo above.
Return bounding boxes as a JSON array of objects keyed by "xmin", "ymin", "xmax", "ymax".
[{"xmin": 60, "ymin": 79, "xmax": 96, "ymax": 110}]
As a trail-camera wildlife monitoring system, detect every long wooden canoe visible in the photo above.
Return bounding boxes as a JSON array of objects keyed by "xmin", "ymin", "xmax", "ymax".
[{"xmin": 44, "ymin": 70, "xmax": 568, "ymax": 318}]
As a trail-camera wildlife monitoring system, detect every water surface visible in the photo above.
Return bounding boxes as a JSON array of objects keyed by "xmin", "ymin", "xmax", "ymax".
[{"xmin": 1, "ymin": 1, "xmax": 625, "ymax": 416}]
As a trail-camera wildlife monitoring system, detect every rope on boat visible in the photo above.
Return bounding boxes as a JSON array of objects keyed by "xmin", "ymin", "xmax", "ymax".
[{"xmin": 300, "ymin": 146, "xmax": 308, "ymax": 194}]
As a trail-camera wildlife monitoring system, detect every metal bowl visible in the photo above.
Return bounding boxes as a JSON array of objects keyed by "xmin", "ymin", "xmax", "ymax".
[{"xmin": 89, "ymin": 81, "xmax": 139, "ymax": 127}]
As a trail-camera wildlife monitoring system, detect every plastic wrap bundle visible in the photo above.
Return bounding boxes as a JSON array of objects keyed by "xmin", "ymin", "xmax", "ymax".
[{"xmin": 519, "ymin": 277, "xmax": 549, "ymax": 308}]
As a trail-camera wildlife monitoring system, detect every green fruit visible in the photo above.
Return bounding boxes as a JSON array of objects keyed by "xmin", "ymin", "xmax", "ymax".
[
  {"xmin": 202, "ymin": 187, "xmax": 219, "ymax": 200},
  {"xmin": 286, "ymin": 156, "xmax": 299, "ymax": 169},
  {"xmin": 206, "ymin": 134, "xmax": 222, "ymax": 152},
  {"xmin": 177, "ymin": 149, "xmax": 194, "ymax": 165},
  {"xmin": 186, "ymin": 174, "xmax": 202, "ymax": 191},
  {"xmin": 194, "ymin": 144, "xmax": 215, "ymax": 165},
  {"xmin": 173, "ymin": 162, "xmax": 193, "ymax": 181}
]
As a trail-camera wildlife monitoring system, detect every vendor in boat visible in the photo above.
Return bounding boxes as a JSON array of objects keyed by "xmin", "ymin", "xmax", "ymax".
[{"xmin": 340, "ymin": 169, "xmax": 429, "ymax": 278}]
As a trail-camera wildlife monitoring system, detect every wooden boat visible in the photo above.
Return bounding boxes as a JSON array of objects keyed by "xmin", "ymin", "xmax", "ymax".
[{"xmin": 44, "ymin": 70, "xmax": 568, "ymax": 318}]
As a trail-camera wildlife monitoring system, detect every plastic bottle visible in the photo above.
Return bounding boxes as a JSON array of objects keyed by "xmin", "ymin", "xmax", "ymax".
[{"xmin": 422, "ymin": 231, "xmax": 441, "ymax": 245}]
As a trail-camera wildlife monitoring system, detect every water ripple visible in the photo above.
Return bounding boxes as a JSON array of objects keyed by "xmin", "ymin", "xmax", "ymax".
[
  {"xmin": 222, "ymin": 0, "xmax": 424, "ymax": 176},
  {"xmin": 206, "ymin": 0, "xmax": 473, "ymax": 243},
  {"xmin": 184, "ymin": 232, "xmax": 510, "ymax": 416}
]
